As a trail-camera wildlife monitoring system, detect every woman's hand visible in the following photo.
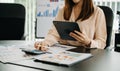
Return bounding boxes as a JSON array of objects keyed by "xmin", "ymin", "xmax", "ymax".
[
  {"xmin": 69, "ymin": 30, "xmax": 91, "ymax": 47},
  {"xmin": 34, "ymin": 41, "xmax": 49, "ymax": 51}
]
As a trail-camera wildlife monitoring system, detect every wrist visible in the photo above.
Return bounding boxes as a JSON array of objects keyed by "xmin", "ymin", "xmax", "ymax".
[{"xmin": 86, "ymin": 40, "xmax": 91, "ymax": 47}]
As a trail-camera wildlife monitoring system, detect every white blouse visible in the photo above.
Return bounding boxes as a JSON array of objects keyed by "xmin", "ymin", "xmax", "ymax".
[{"xmin": 44, "ymin": 5, "xmax": 107, "ymax": 49}]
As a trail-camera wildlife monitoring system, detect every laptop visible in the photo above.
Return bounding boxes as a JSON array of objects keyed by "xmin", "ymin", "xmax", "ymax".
[{"xmin": 53, "ymin": 21, "xmax": 80, "ymax": 40}]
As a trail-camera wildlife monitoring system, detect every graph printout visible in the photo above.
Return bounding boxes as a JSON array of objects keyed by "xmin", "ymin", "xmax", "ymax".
[{"xmin": 36, "ymin": 0, "xmax": 64, "ymax": 38}]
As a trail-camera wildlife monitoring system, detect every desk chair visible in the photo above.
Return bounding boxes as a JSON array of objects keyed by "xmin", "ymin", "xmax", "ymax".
[
  {"xmin": 99, "ymin": 6, "xmax": 114, "ymax": 49},
  {"xmin": 0, "ymin": 3, "xmax": 25, "ymax": 40}
]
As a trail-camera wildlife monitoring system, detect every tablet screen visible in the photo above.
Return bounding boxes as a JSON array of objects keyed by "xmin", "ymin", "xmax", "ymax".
[{"xmin": 53, "ymin": 21, "xmax": 80, "ymax": 40}]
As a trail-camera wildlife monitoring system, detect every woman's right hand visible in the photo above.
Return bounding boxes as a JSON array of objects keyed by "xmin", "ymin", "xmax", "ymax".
[{"xmin": 34, "ymin": 41, "xmax": 49, "ymax": 51}]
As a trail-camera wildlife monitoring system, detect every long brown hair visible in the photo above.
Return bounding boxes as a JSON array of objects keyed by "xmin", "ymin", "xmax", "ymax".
[{"xmin": 64, "ymin": 0, "xmax": 94, "ymax": 21}]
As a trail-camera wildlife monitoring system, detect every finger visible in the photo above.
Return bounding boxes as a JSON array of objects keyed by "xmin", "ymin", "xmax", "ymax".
[
  {"xmin": 41, "ymin": 46, "xmax": 48, "ymax": 51},
  {"xmin": 38, "ymin": 43, "xmax": 42, "ymax": 50},
  {"xmin": 74, "ymin": 30, "xmax": 84, "ymax": 38},
  {"xmin": 39, "ymin": 42, "xmax": 46, "ymax": 51},
  {"xmin": 34, "ymin": 42, "xmax": 40, "ymax": 49},
  {"xmin": 72, "ymin": 35, "xmax": 84, "ymax": 42},
  {"xmin": 70, "ymin": 32, "xmax": 84, "ymax": 41},
  {"xmin": 34, "ymin": 42, "xmax": 38, "ymax": 48},
  {"xmin": 39, "ymin": 42, "xmax": 45, "ymax": 50},
  {"xmin": 70, "ymin": 32, "xmax": 80, "ymax": 39},
  {"xmin": 38, "ymin": 46, "xmax": 41, "ymax": 50},
  {"xmin": 35, "ymin": 42, "xmax": 42, "ymax": 50},
  {"xmin": 41, "ymin": 46, "xmax": 44, "ymax": 51}
]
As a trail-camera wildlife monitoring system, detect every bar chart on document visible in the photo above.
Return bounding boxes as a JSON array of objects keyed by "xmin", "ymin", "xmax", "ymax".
[{"xmin": 36, "ymin": 0, "xmax": 64, "ymax": 38}]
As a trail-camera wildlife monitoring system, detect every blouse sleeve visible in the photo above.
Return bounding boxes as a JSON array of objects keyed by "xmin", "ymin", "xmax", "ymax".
[
  {"xmin": 90, "ymin": 8, "xmax": 107, "ymax": 49},
  {"xmin": 44, "ymin": 8, "xmax": 64, "ymax": 46}
]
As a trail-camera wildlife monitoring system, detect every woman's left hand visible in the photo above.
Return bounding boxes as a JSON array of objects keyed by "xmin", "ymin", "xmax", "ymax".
[{"xmin": 69, "ymin": 30, "xmax": 91, "ymax": 47}]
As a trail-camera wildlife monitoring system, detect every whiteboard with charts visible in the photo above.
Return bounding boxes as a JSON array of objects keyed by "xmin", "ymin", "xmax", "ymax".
[{"xmin": 36, "ymin": 0, "xmax": 64, "ymax": 38}]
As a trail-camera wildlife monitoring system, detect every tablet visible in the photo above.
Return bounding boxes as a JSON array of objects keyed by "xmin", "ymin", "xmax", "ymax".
[{"xmin": 53, "ymin": 21, "xmax": 80, "ymax": 40}]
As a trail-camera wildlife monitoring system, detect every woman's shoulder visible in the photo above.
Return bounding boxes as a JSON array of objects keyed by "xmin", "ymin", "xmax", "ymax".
[
  {"xmin": 58, "ymin": 7, "xmax": 64, "ymax": 13},
  {"xmin": 56, "ymin": 7, "xmax": 64, "ymax": 16},
  {"xmin": 94, "ymin": 5, "xmax": 104, "ymax": 14},
  {"xmin": 54, "ymin": 7, "xmax": 64, "ymax": 20}
]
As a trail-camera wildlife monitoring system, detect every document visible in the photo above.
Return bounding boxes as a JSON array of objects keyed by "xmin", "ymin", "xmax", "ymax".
[
  {"xmin": 0, "ymin": 43, "xmax": 76, "ymax": 63},
  {"xmin": 0, "ymin": 45, "xmax": 36, "ymax": 63},
  {"xmin": 0, "ymin": 42, "xmax": 92, "ymax": 66},
  {"xmin": 47, "ymin": 43, "xmax": 77, "ymax": 53},
  {"xmin": 34, "ymin": 51, "xmax": 92, "ymax": 66}
]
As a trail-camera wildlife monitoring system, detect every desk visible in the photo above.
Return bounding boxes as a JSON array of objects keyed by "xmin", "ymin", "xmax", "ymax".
[{"xmin": 0, "ymin": 41, "xmax": 120, "ymax": 71}]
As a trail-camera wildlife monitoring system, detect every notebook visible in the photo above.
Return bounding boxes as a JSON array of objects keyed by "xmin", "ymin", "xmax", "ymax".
[{"xmin": 53, "ymin": 21, "xmax": 80, "ymax": 40}]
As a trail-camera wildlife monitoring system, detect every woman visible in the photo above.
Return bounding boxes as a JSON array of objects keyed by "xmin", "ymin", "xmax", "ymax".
[{"xmin": 34, "ymin": 0, "xmax": 107, "ymax": 50}]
